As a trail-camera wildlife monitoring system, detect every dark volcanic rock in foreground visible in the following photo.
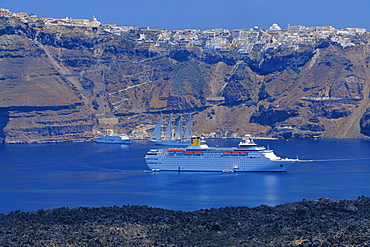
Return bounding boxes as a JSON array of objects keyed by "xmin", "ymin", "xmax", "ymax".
[{"xmin": 0, "ymin": 197, "xmax": 369, "ymax": 246}]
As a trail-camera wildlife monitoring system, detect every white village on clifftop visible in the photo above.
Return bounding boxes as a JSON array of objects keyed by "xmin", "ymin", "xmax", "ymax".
[{"xmin": 0, "ymin": 7, "xmax": 367, "ymax": 54}]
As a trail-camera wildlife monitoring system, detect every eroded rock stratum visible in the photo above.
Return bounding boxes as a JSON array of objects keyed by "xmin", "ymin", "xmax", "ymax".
[{"xmin": 2, "ymin": 18, "xmax": 370, "ymax": 143}]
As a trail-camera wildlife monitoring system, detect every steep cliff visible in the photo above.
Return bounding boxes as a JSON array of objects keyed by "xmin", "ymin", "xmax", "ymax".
[{"xmin": 1, "ymin": 17, "xmax": 370, "ymax": 143}]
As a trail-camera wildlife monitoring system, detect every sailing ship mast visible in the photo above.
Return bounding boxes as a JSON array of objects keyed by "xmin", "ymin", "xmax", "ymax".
[
  {"xmin": 174, "ymin": 115, "xmax": 183, "ymax": 140},
  {"xmin": 183, "ymin": 115, "xmax": 192, "ymax": 140},
  {"xmin": 151, "ymin": 115, "xmax": 163, "ymax": 140},
  {"xmin": 164, "ymin": 114, "xmax": 173, "ymax": 140}
]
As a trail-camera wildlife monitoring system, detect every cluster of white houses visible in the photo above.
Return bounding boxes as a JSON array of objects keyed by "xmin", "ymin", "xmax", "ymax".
[
  {"xmin": 1, "ymin": 8, "xmax": 367, "ymax": 53},
  {"xmin": 0, "ymin": 8, "xmax": 101, "ymax": 28}
]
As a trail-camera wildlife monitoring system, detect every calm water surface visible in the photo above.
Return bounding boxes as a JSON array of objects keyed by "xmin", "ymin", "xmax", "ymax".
[{"xmin": 1, "ymin": 139, "xmax": 369, "ymax": 213}]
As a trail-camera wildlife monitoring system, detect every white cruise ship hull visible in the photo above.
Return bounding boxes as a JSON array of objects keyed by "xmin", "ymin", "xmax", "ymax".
[{"xmin": 146, "ymin": 155, "xmax": 294, "ymax": 172}]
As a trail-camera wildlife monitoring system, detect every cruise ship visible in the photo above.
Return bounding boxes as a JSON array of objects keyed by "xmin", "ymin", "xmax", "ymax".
[{"xmin": 145, "ymin": 136, "xmax": 297, "ymax": 172}]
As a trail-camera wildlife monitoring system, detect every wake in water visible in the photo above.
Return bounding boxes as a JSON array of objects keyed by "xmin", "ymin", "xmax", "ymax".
[
  {"xmin": 298, "ymin": 157, "xmax": 370, "ymax": 162},
  {"xmin": 76, "ymin": 163, "xmax": 141, "ymax": 173}
]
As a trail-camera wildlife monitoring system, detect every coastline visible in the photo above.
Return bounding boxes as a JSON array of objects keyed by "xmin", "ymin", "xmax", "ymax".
[{"xmin": 3, "ymin": 136, "xmax": 370, "ymax": 145}]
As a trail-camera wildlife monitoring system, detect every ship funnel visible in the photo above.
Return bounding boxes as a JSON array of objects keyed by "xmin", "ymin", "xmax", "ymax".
[{"xmin": 190, "ymin": 136, "xmax": 201, "ymax": 146}]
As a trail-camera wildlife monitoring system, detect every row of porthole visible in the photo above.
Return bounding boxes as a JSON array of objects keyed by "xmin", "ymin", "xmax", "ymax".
[
  {"xmin": 158, "ymin": 163, "xmax": 265, "ymax": 167},
  {"xmin": 165, "ymin": 156, "xmax": 261, "ymax": 159},
  {"xmin": 160, "ymin": 160, "xmax": 264, "ymax": 163}
]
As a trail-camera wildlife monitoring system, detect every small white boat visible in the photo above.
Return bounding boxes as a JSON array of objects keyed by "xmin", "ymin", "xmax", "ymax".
[{"xmin": 95, "ymin": 130, "xmax": 132, "ymax": 144}]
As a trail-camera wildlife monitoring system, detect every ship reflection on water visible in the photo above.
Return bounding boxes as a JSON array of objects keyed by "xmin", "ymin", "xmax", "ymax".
[{"xmin": 263, "ymin": 175, "xmax": 279, "ymax": 204}]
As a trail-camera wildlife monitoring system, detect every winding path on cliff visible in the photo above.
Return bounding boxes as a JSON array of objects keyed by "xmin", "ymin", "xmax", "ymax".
[
  {"xmin": 339, "ymin": 49, "xmax": 370, "ymax": 138},
  {"xmin": 340, "ymin": 96, "xmax": 370, "ymax": 138},
  {"xmin": 38, "ymin": 44, "xmax": 88, "ymax": 102}
]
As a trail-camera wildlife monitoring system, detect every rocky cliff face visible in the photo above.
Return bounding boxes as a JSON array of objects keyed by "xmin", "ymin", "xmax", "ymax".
[{"xmin": 1, "ymin": 18, "xmax": 370, "ymax": 143}]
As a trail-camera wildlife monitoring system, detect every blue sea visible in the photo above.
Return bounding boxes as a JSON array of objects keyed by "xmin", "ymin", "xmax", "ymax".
[{"xmin": 1, "ymin": 139, "xmax": 369, "ymax": 214}]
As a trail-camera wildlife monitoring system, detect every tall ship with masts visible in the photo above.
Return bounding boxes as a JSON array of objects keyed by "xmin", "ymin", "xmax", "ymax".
[{"xmin": 150, "ymin": 115, "xmax": 192, "ymax": 146}]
